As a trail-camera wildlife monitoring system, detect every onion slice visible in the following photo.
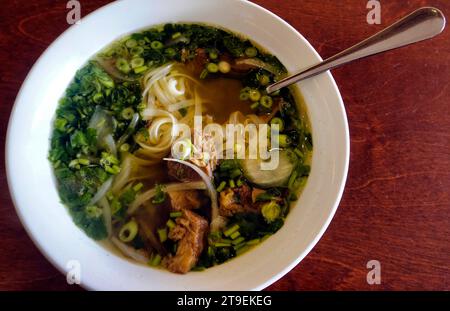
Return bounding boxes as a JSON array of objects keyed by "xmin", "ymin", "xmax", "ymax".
[
  {"xmin": 117, "ymin": 112, "xmax": 140, "ymax": 147},
  {"xmin": 88, "ymin": 177, "xmax": 113, "ymax": 206},
  {"xmin": 98, "ymin": 197, "xmax": 112, "ymax": 237},
  {"xmin": 111, "ymin": 237, "xmax": 150, "ymax": 264},
  {"xmin": 104, "ymin": 134, "xmax": 117, "ymax": 157},
  {"xmin": 163, "ymin": 158, "xmax": 221, "ymax": 232}
]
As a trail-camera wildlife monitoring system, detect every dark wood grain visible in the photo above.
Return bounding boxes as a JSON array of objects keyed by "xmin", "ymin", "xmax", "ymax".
[{"xmin": 0, "ymin": 0, "xmax": 449, "ymax": 291}]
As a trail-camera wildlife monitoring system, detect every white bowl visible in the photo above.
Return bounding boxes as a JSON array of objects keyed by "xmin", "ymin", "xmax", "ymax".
[{"xmin": 6, "ymin": 0, "xmax": 349, "ymax": 290}]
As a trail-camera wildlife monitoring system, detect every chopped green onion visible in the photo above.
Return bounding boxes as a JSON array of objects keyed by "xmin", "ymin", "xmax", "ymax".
[
  {"xmin": 239, "ymin": 92, "xmax": 250, "ymax": 101},
  {"xmin": 116, "ymin": 58, "xmax": 130, "ymax": 74},
  {"xmin": 236, "ymin": 179, "xmax": 243, "ymax": 187},
  {"xmin": 152, "ymin": 184, "xmax": 166, "ymax": 204},
  {"xmin": 270, "ymin": 117, "xmax": 285, "ymax": 131},
  {"xmin": 110, "ymin": 198, "xmax": 122, "ymax": 215},
  {"xmin": 216, "ymin": 181, "xmax": 227, "ymax": 192},
  {"xmin": 170, "ymin": 211, "xmax": 183, "ymax": 218},
  {"xmin": 121, "ymin": 107, "xmax": 135, "ymax": 120},
  {"xmin": 165, "ymin": 47, "xmax": 176, "ymax": 57},
  {"xmin": 115, "ymin": 45, "xmax": 128, "ymax": 57},
  {"xmin": 199, "ymin": 69, "xmax": 208, "ymax": 79},
  {"xmin": 247, "ymin": 238, "xmax": 260, "ymax": 246},
  {"xmin": 192, "ymin": 266, "xmax": 206, "ymax": 272},
  {"xmin": 230, "ymin": 231, "xmax": 240, "ymax": 240},
  {"xmin": 172, "ymin": 32, "xmax": 182, "ymax": 39},
  {"xmin": 224, "ymin": 224, "xmax": 240, "ymax": 237},
  {"xmin": 250, "ymin": 102, "xmax": 259, "ymax": 110},
  {"xmin": 244, "ymin": 47, "xmax": 258, "ymax": 57},
  {"xmin": 218, "ymin": 61, "xmax": 231, "ymax": 73},
  {"xmin": 232, "ymin": 236, "xmax": 245, "ymax": 245},
  {"xmin": 125, "ymin": 39, "xmax": 137, "ymax": 48},
  {"xmin": 248, "ymin": 89, "xmax": 261, "ymax": 102},
  {"xmin": 294, "ymin": 148, "xmax": 304, "ymax": 158},
  {"xmin": 278, "ymin": 134, "xmax": 291, "ymax": 147},
  {"xmin": 229, "ymin": 179, "xmax": 236, "ymax": 188},
  {"xmin": 209, "ymin": 232, "xmax": 222, "ymax": 242},
  {"xmin": 236, "ymin": 245, "xmax": 250, "ymax": 255},
  {"xmin": 206, "ymin": 63, "xmax": 219, "ymax": 73},
  {"xmin": 157, "ymin": 228, "xmax": 168, "ymax": 243},
  {"xmin": 166, "ymin": 219, "xmax": 176, "ymax": 229},
  {"xmin": 120, "ymin": 143, "xmax": 130, "ymax": 152},
  {"xmin": 100, "ymin": 152, "xmax": 120, "ymax": 175},
  {"xmin": 130, "ymin": 57, "xmax": 145, "ymax": 69},
  {"xmin": 69, "ymin": 159, "xmax": 80, "ymax": 169},
  {"xmin": 209, "ymin": 50, "xmax": 218, "ymax": 60},
  {"xmin": 149, "ymin": 253, "xmax": 162, "ymax": 266},
  {"xmin": 260, "ymin": 95, "xmax": 273, "ymax": 108},
  {"xmin": 133, "ymin": 182, "xmax": 144, "ymax": 192},
  {"xmin": 258, "ymin": 74, "xmax": 270, "ymax": 86},
  {"xmin": 261, "ymin": 201, "xmax": 281, "ymax": 223},
  {"xmin": 214, "ymin": 243, "xmax": 231, "ymax": 248},
  {"xmin": 119, "ymin": 220, "xmax": 139, "ymax": 242},
  {"xmin": 150, "ymin": 41, "xmax": 164, "ymax": 50},
  {"xmin": 85, "ymin": 205, "xmax": 102, "ymax": 218},
  {"xmin": 134, "ymin": 65, "xmax": 148, "ymax": 74},
  {"xmin": 130, "ymin": 46, "xmax": 144, "ymax": 55},
  {"xmin": 233, "ymin": 242, "xmax": 246, "ymax": 251},
  {"xmin": 288, "ymin": 170, "xmax": 298, "ymax": 189},
  {"xmin": 78, "ymin": 158, "xmax": 90, "ymax": 166}
]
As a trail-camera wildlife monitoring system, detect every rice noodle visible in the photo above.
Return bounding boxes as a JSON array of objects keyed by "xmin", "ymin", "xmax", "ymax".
[
  {"xmin": 111, "ymin": 237, "xmax": 150, "ymax": 264},
  {"xmin": 138, "ymin": 63, "xmax": 206, "ymax": 164},
  {"xmin": 168, "ymin": 77, "xmax": 185, "ymax": 97},
  {"xmin": 137, "ymin": 108, "xmax": 178, "ymax": 161},
  {"xmin": 163, "ymin": 158, "xmax": 221, "ymax": 232},
  {"xmin": 167, "ymin": 99, "xmax": 194, "ymax": 112}
]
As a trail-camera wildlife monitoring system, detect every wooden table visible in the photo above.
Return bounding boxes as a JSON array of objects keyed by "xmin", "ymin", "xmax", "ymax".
[{"xmin": 0, "ymin": 0, "xmax": 448, "ymax": 291}]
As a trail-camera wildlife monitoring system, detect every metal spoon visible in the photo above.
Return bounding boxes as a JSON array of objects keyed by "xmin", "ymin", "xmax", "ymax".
[{"xmin": 266, "ymin": 7, "xmax": 446, "ymax": 94}]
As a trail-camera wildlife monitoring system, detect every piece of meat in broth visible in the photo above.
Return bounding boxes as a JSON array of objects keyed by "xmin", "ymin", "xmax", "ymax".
[
  {"xmin": 168, "ymin": 190, "xmax": 203, "ymax": 211},
  {"xmin": 219, "ymin": 184, "xmax": 260, "ymax": 216},
  {"xmin": 167, "ymin": 161, "xmax": 201, "ymax": 182},
  {"xmin": 164, "ymin": 210, "xmax": 208, "ymax": 273}
]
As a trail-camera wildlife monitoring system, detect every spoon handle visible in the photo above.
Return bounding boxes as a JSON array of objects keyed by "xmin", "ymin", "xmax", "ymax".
[{"xmin": 266, "ymin": 7, "xmax": 446, "ymax": 94}]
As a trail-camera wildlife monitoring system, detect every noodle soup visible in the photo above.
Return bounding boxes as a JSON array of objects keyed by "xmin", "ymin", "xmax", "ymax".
[{"xmin": 49, "ymin": 24, "xmax": 312, "ymax": 273}]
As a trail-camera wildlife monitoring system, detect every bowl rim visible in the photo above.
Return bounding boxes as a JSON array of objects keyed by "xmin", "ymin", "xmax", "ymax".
[{"xmin": 6, "ymin": 0, "xmax": 349, "ymax": 290}]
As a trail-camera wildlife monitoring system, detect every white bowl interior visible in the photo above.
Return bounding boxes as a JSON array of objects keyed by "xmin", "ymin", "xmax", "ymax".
[{"xmin": 6, "ymin": 0, "xmax": 349, "ymax": 290}]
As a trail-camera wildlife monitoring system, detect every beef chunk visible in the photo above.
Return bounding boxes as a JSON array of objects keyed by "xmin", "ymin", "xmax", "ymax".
[
  {"xmin": 164, "ymin": 210, "xmax": 208, "ymax": 273},
  {"xmin": 168, "ymin": 190, "xmax": 203, "ymax": 211},
  {"xmin": 167, "ymin": 161, "xmax": 201, "ymax": 182},
  {"xmin": 219, "ymin": 184, "xmax": 259, "ymax": 217}
]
